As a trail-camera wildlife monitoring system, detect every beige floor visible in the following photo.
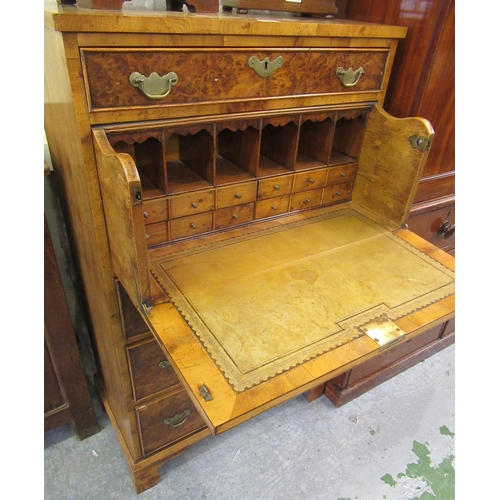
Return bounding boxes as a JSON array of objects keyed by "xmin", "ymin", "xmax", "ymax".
[{"xmin": 45, "ymin": 344, "xmax": 455, "ymax": 500}]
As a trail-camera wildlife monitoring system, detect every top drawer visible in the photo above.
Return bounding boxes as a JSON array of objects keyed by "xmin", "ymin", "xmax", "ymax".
[{"xmin": 81, "ymin": 48, "xmax": 389, "ymax": 114}]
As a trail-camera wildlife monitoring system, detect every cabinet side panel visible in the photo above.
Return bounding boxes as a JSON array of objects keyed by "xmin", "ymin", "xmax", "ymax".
[{"xmin": 44, "ymin": 29, "xmax": 140, "ymax": 458}]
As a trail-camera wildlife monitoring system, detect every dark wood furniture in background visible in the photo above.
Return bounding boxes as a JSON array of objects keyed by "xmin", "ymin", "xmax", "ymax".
[
  {"xmin": 338, "ymin": 0, "xmax": 455, "ymax": 255},
  {"xmin": 324, "ymin": 0, "xmax": 455, "ymax": 406},
  {"xmin": 44, "ymin": 197, "xmax": 99, "ymax": 439}
]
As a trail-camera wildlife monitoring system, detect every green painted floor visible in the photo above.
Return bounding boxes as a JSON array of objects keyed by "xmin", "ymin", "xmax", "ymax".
[{"xmin": 45, "ymin": 345, "xmax": 455, "ymax": 499}]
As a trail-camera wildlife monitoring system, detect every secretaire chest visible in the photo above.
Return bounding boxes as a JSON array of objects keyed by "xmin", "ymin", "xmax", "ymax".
[{"xmin": 44, "ymin": 4, "xmax": 454, "ymax": 492}]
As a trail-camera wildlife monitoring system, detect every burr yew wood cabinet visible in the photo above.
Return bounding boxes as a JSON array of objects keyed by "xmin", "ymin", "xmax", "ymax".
[{"xmin": 44, "ymin": 4, "xmax": 455, "ymax": 493}]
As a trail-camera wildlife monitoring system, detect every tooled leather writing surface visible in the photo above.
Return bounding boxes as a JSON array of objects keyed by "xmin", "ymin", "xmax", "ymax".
[{"xmin": 152, "ymin": 208, "xmax": 454, "ymax": 392}]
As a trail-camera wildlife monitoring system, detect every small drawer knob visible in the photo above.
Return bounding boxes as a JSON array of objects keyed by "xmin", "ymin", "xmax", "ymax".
[
  {"xmin": 235, "ymin": 193, "xmax": 242, "ymax": 199},
  {"xmin": 308, "ymin": 178, "xmax": 315, "ymax": 184},
  {"xmin": 145, "ymin": 234, "xmax": 150, "ymax": 240},
  {"xmin": 341, "ymin": 172, "xmax": 346, "ymax": 177},
  {"xmin": 336, "ymin": 191, "xmax": 341, "ymax": 196},
  {"xmin": 305, "ymin": 198, "xmax": 311, "ymax": 203},
  {"xmin": 191, "ymin": 202, "xmax": 198, "ymax": 208},
  {"xmin": 190, "ymin": 222, "xmax": 197, "ymax": 229},
  {"xmin": 143, "ymin": 211, "xmax": 149, "ymax": 218},
  {"xmin": 271, "ymin": 205, "xmax": 277, "ymax": 210},
  {"xmin": 274, "ymin": 185, "xmax": 280, "ymax": 190},
  {"xmin": 233, "ymin": 213, "xmax": 239, "ymax": 219}
]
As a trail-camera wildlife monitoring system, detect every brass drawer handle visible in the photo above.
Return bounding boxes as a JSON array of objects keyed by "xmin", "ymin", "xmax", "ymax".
[
  {"xmin": 129, "ymin": 71, "xmax": 178, "ymax": 100},
  {"xmin": 158, "ymin": 360, "xmax": 173, "ymax": 372},
  {"xmin": 248, "ymin": 56, "xmax": 284, "ymax": 77},
  {"xmin": 164, "ymin": 409, "xmax": 190, "ymax": 427},
  {"xmin": 335, "ymin": 67, "xmax": 365, "ymax": 88},
  {"xmin": 437, "ymin": 220, "xmax": 455, "ymax": 239}
]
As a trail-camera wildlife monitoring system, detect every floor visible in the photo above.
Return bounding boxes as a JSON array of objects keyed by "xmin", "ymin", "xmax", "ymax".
[{"xmin": 45, "ymin": 345, "xmax": 455, "ymax": 500}]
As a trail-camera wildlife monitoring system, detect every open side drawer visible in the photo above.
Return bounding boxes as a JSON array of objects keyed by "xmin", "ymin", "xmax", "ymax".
[{"xmin": 93, "ymin": 105, "xmax": 454, "ymax": 436}]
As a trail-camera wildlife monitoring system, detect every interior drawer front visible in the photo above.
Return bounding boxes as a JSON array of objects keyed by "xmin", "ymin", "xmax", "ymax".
[
  {"xmin": 326, "ymin": 163, "xmax": 358, "ymax": 185},
  {"xmin": 143, "ymin": 198, "xmax": 168, "ymax": 224},
  {"xmin": 407, "ymin": 204, "xmax": 455, "ymax": 249},
  {"xmin": 215, "ymin": 202, "xmax": 255, "ymax": 229},
  {"xmin": 127, "ymin": 340, "xmax": 180, "ymax": 402},
  {"xmin": 145, "ymin": 221, "xmax": 168, "ymax": 247},
  {"xmin": 169, "ymin": 190, "xmax": 215, "ymax": 219},
  {"xmin": 216, "ymin": 182, "xmax": 257, "ymax": 208},
  {"xmin": 293, "ymin": 169, "xmax": 328, "ymax": 193},
  {"xmin": 255, "ymin": 195, "xmax": 290, "ymax": 219},
  {"xmin": 82, "ymin": 48, "xmax": 388, "ymax": 111},
  {"xmin": 323, "ymin": 182, "xmax": 353, "ymax": 204},
  {"xmin": 289, "ymin": 188, "xmax": 323, "ymax": 211},
  {"xmin": 137, "ymin": 390, "xmax": 206, "ymax": 456},
  {"xmin": 169, "ymin": 212, "xmax": 213, "ymax": 240},
  {"xmin": 257, "ymin": 175, "xmax": 294, "ymax": 200}
]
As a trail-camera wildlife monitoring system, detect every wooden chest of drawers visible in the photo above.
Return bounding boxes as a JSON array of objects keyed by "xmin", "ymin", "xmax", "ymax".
[{"xmin": 44, "ymin": 5, "xmax": 454, "ymax": 493}]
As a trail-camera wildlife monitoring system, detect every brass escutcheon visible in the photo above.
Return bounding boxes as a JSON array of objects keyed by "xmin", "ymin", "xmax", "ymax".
[{"xmin": 248, "ymin": 56, "xmax": 284, "ymax": 77}]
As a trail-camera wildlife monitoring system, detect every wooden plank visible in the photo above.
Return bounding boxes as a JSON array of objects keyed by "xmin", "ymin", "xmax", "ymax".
[{"xmin": 45, "ymin": 5, "xmax": 407, "ymax": 39}]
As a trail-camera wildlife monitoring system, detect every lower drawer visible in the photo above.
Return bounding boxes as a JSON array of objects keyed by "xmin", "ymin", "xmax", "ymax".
[
  {"xmin": 332, "ymin": 323, "xmax": 444, "ymax": 388},
  {"xmin": 136, "ymin": 389, "xmax": 206, "ymax": 456},
  {"xmin": 127, "ymin": 339, "xmax": 180, "ymax": 402}
]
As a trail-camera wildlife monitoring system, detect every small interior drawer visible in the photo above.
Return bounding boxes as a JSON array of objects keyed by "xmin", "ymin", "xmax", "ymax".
[
  {"xmin": 169, "ymin": 212, "xmax": 213, "ymax": 240},
  {"xmin": 257, "ymin": 175, "xmax": 293, "ymax": 200},
  {"xmin": 169, "ymin": 190, "xmax": 215, "ymax": 219},
  {"xmin": 255, "ymin": 195, "xmax": 290, "ymax": 219},
  {"xmin": 215, "ymin": 202, "xmax": 255, "ymax": 229},
  {"xmin": 127, "ymin": 339, "xmax": 180, "ymax": 402},
  {"xmin": 293, "ymin": 169, "xmax": 328, "ymax": 193},
  {"xmin": 289, "ymin": 188, "xmax": 323, "ymax": 211},
  {"xmin": 142, "ymin": 198, "xmax": 168, "ymax": 225},
  {"xmin": 136, "ymin": 389, "xmax": 206, "ymax": 456},
  {"xmin": 216, "ymin": 181, "xmax": 257, "ymax": 208},
  {"xmin": 326, "ymin": 163, "xmax": 358, "ymax": 185},
  {"xmin": 323, "ymin": 182, "xmax": 353, "ymax": 204}
]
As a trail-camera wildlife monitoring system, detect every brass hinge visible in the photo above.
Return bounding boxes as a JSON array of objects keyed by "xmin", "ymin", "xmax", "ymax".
[
  {"xmin": 198, "ymin": 385, "xmax": 213, "ymax": 402},
  {"xmin": 408, "ymin": 134, "xmax": 432, "ymax": 152}
]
